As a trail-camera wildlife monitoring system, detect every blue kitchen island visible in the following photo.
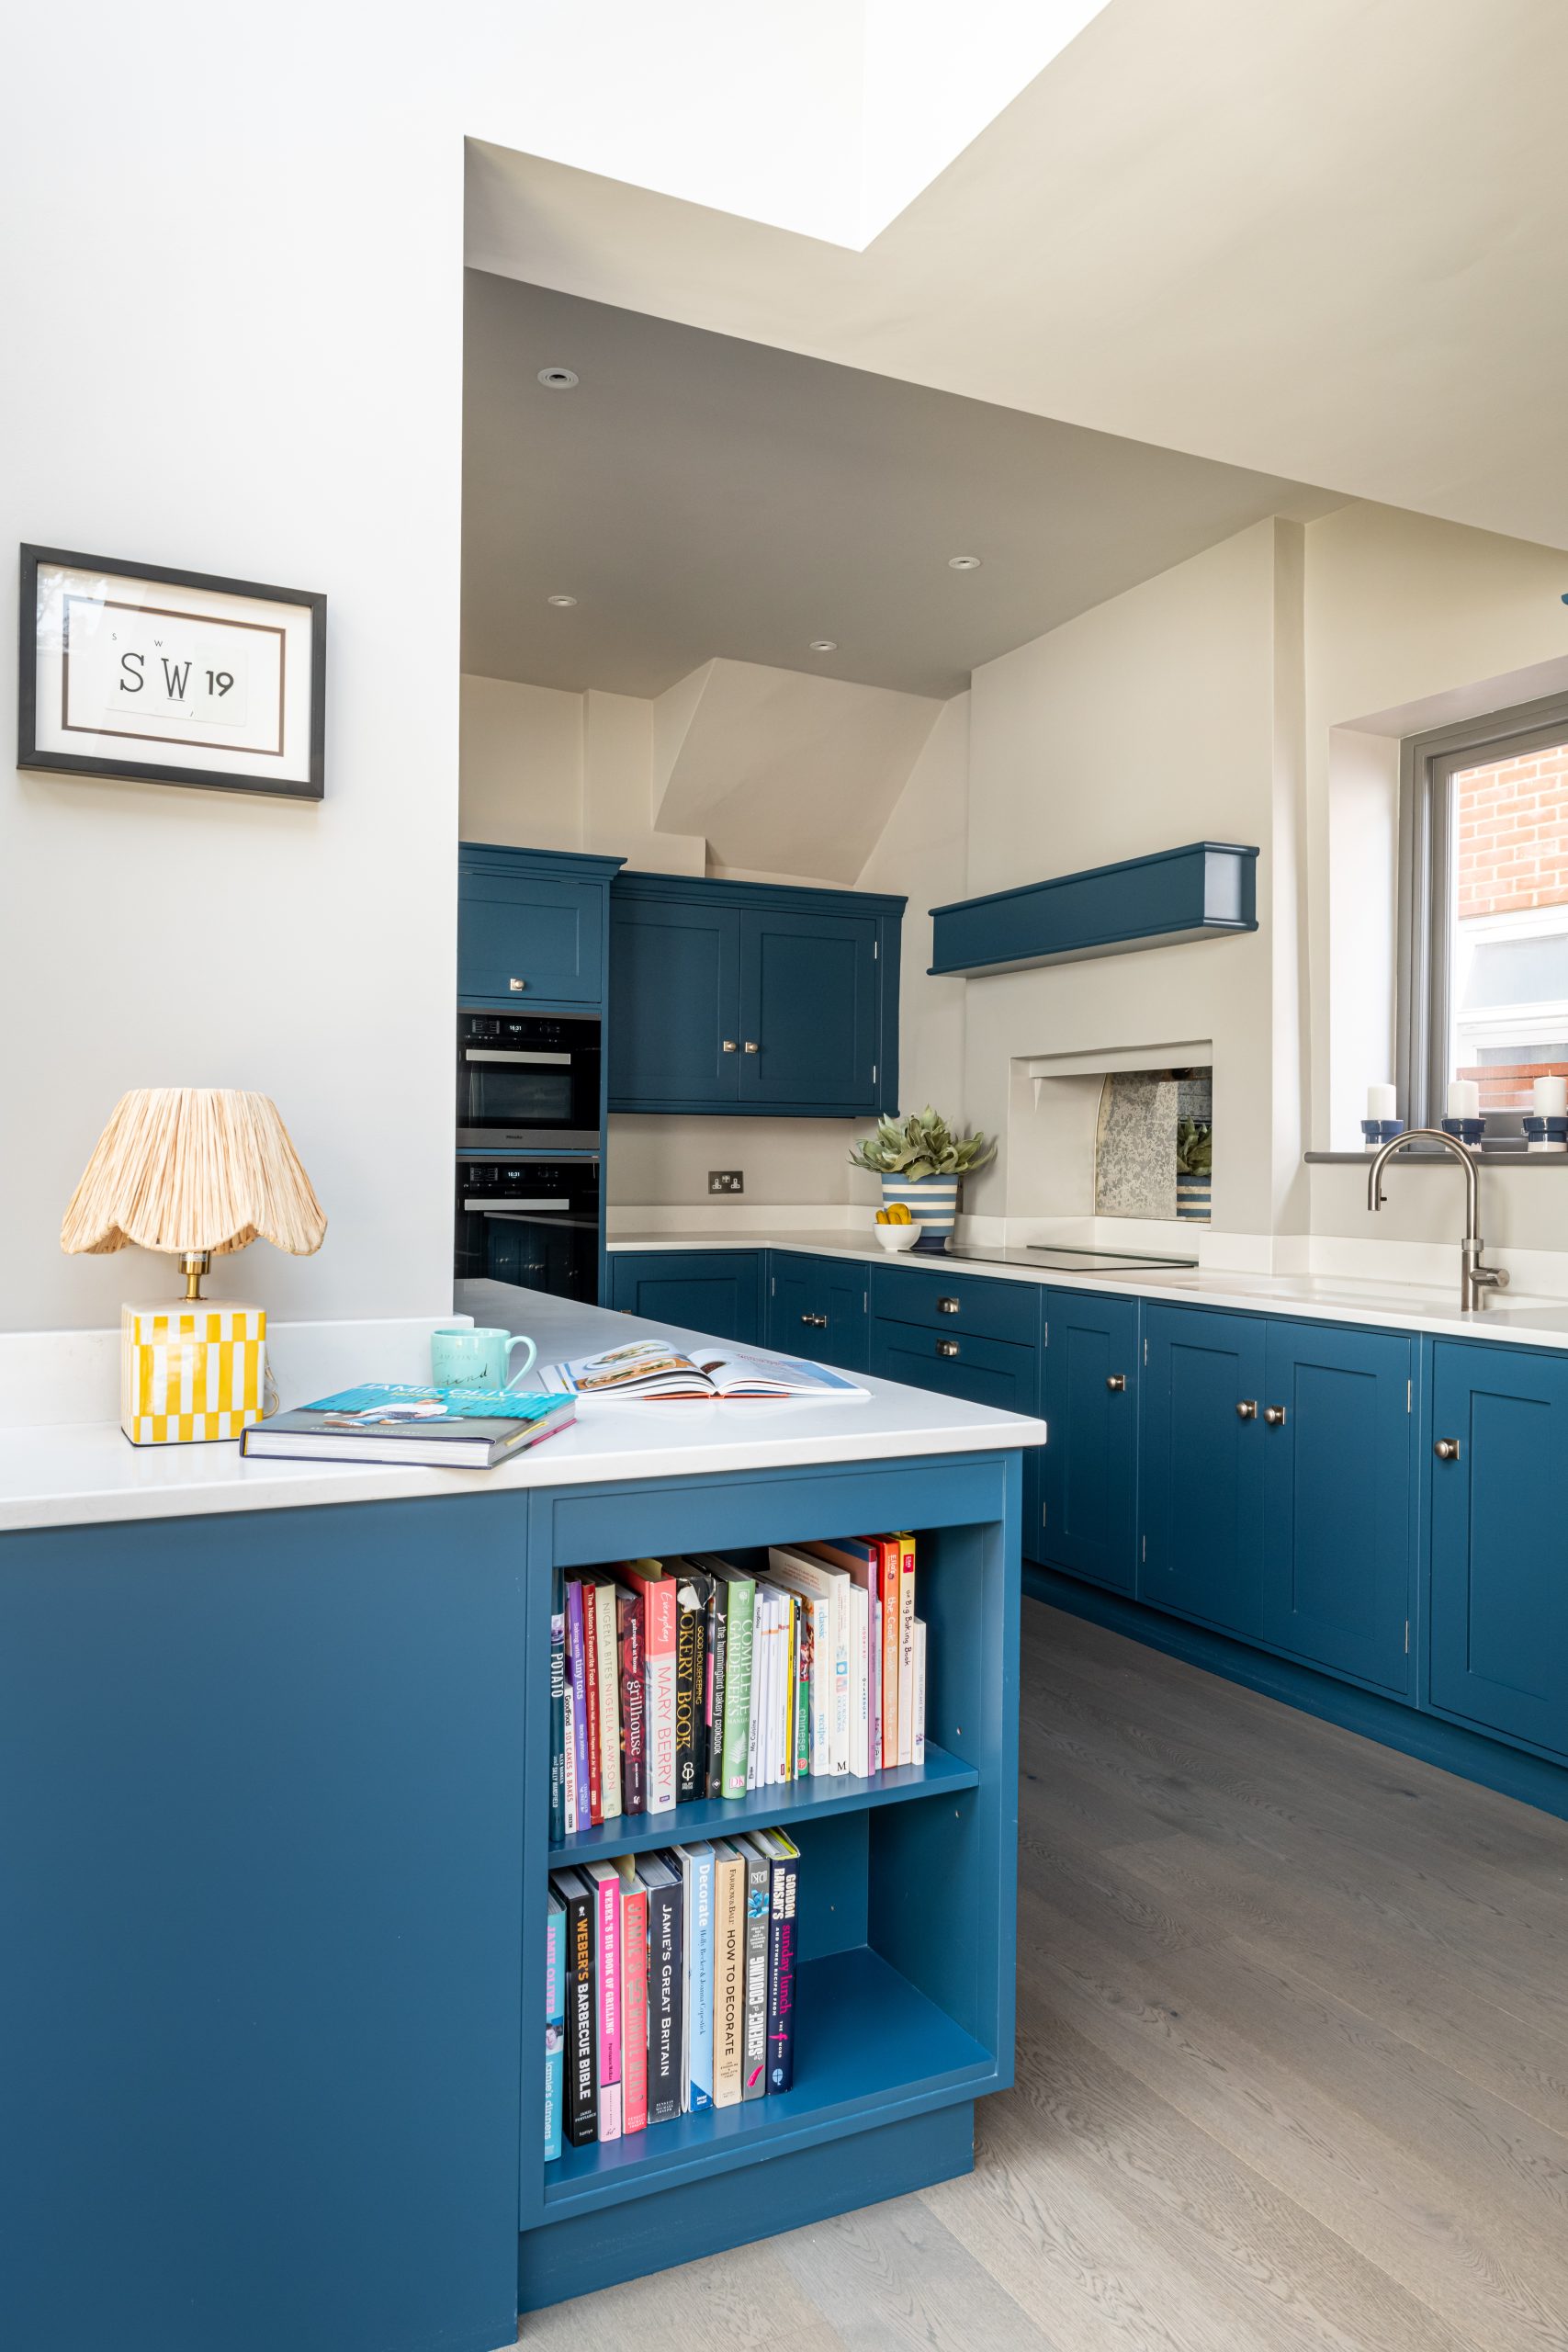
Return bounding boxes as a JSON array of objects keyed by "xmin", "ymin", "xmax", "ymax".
[{"xmin": 0, "ymin": 1287, "xmax": 1040, "ymax": 2352}]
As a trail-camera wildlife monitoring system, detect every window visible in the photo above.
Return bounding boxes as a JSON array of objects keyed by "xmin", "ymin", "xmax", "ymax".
[{"xmin": 1399, "ymin": 694, "xmax": 1568, "ymax": 1133}]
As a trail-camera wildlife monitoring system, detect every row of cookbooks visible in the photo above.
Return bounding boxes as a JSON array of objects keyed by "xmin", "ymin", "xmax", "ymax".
[
  {"xmin": 549, "ymin": 1538, "xmax": 926, "ymax": 1834},
  {"xmin": 545, "ymin": 1829, "xmax": 798, "ymax": 2154}
]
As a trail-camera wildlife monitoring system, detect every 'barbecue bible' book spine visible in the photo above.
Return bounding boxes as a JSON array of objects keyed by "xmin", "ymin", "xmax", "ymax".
[
  {"xmin": 584, "ymin": 1860, "xmax": 623, "ymax": 2141},
  {"xmin": 740, "ymin": 1842, "xmax": 770, "ymax": 2100},
  {"xmin": 639, "ymin": 1855, "xmax": 684, "ymax": 2123},
  {"xmin": 548, "ymin": 1599, "xmax": 567, "ymax": 1845},
  {"xmin": 616, "ymin": 1586, "xmax": 648, "ymax": 1818},
  {"xmin": 566, "ymin": 1583, "xmax": 591, "ymax": 1834},
  {"xmin": 711, "ymin": 1838, "xmax": 746, "ymax": 2108},
  {"xmin": 613, "ymin": 1858, "xmax": 649, "ymax": 2135},
  {"xmin": 544, "ymin": 1891, "xmax": 565, "ymax": 2161},
  {"xmin": 747, "ymin": 1828, "xmax": 800, "ymax": 2095},
  {"xmin": 551, "ymin": 1869, "xmax": 598, "ymax": 2145}
]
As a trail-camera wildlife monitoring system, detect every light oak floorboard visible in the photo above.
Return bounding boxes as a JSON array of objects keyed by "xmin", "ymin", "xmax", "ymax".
[{"xmin": 526, "ymin": 1600, "xmax": 1568, "ymax": 2350}]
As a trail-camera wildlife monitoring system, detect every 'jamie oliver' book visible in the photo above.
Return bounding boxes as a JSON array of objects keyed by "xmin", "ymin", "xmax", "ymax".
[
  {"xmin": 241, "ymin": 1384, "xmax": 575, "ymax": 1466},
  {"xmin": 550, "ymin": 1869, "xmax": 598, "ymax": 2145},
  {"xmin": 638, "ymin": 1854, "xmax": 684, "ymax": 2123}
]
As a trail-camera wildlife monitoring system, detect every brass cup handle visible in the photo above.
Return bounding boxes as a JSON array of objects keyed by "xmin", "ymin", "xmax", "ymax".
[
  {"xmin": 1435, "ymin": 1439, "xmax": 1461, "ymax": 1462},
  {"xmin": 1236, "ymin": 1399, "xmax": 1258, "ymax": 1420},
  {"xmin": 1106, "ymin": 1374, "xmax": 1126, "ymax": 1393},
  {"xmin": 1264, "ymin": 1406, "xmax": 1287, "ymax": 1427},
  {"xmin": 937, "ymin": 1340, "xmax": 960, "ymax": 1358}
]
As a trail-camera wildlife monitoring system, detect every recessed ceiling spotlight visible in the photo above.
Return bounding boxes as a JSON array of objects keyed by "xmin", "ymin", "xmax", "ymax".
[
  {"xmin": 948, "ymin": 554, "xmax": 982, "ymax": 571},
  {"xmin": 808, "ymin": 639, "xmax": 838, "ymax": 652},
  {"xmin": 547, "ymin": 594, "xmax": 578, "ymax": 608},
  {"xmin": 536, "ymin": 367, "xmax": 579, "ymax": 390}
]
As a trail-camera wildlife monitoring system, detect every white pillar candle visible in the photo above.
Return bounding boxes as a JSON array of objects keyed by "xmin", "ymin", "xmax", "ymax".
[
  {"xmin": 1366, "ymin": 1083, "xmax": 1398, "ymax": 1121},
  {"xmin": 1448, "ymin": 1079, "xmax": 1481, "ymax": 1118},
  {"xmin": 1533, "ymin": 1075, "xmax": 1567, "ymax": 1117}
]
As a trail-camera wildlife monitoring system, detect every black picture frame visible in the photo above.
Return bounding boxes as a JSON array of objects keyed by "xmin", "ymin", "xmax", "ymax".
[{"xmin": 17, "ymin": 544, "xmax": 326, "ymax": 801}]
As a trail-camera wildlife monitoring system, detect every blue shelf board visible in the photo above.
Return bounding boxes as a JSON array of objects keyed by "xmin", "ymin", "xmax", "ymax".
[
  {"xmin": 929, "ymin": 839, "xmax": 1258, "ymax": 978},
  {"xmin": 548, "ymin": 1744, "xmax": 979, "ymax": 1864},
  {"xmin": 542, "ymin": 1944, "xmax": 995, "ymax": 2217}
]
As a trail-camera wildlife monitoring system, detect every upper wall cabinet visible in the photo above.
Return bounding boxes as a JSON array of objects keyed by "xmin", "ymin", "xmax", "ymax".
[
  {"xmin": 608, "ymin": 873, "xmax": 904, "ymax": 1117},
  {"xmin": 929, "ymin": 842, "xmax": 1258, "ymax": 978},
  {"xmin": 457, "ymin": 844, "xmax": 625, "ymax": 1011}
]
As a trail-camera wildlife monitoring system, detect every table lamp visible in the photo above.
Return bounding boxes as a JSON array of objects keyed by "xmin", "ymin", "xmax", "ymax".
[{"xmin": 61, "ymin": 1088, "xmax": 327, "ymax": 1446}]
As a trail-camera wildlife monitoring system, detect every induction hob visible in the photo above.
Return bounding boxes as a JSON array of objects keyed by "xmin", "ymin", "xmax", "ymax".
[{"xmin": 943, "ymin": 1242, "xmax": 1200, "ymax": 1273}]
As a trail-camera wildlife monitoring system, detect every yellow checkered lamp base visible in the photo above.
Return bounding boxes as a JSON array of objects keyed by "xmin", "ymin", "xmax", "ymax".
[{"xmin": 120, "ymin": 1302, "xmax": 266, "ymax": 1445}]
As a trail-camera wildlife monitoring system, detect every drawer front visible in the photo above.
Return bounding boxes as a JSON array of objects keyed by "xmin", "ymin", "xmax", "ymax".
[
  {"xmin": 869, "ymin": 1317, "xmax": 1038, "ymax": 1419},
  {"xmin": 870, "ymin": 1263, "xmax": 1038, "ymax": 1349}
]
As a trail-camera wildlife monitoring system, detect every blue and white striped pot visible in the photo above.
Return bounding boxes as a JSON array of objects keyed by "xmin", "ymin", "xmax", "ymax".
[
  {"xmin": 881, "ymin": 1173, "xmax": 960, "ymax": 1252},
  {"xmin": 1176, "ymin": 1171, "xmax": 1211, "ymax": 1222}
]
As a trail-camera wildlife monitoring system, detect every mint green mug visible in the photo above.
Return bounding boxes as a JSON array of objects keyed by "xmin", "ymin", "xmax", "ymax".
[{"xmin": 431, "ymin": 1325, "xmax": 537, "ymax": 1390}]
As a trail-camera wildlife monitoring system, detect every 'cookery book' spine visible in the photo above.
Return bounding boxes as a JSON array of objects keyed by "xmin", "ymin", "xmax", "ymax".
[
  {"xmin": 645, "ymin": 1873, "xmax": 683, "ymax": 2122},
  {"xmin": 617, "ymin": 1589, "xmax": 647, "ymax": 1818},
  {"xmin": 554, "ymin": 1871, "xmax": 597, "ymax": 2145},
  {"xmin": 740, "ymin": 1845, "xmax": 770, "ymax": 2099},
  {"xmin": 618, "ymin": 1874, "xmax": 649, "ymax": 2134},
  {"xmin": 674, "ymin": 1587, "xmax": 705, "ymax": 1804},
  {"xmin": 566, "ymin": 1583, "xmax": 591, "ymax": 1833},
  {"xmin": 548, "ymin": 1600, "xmax": 567, "ymax": 1844}
]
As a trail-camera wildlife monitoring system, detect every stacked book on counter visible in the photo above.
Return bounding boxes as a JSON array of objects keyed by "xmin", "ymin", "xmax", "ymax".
[
  {"xmin": 546, "ymin": 1830, "xmax": 799, "ymax": 2154},
  {"xmin": 550, "ymin": 1539, "xmax": 927, "ymax": 1835}
]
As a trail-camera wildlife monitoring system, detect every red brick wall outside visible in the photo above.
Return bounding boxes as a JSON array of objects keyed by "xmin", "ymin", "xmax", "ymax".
[
  {"xmin": 1453, "ymin": 744, "xmax": 1568, "ymax": 1110},
  {"xmin": 1455, "ymin": 746, "xmax": 1568, "ymax": 919}
]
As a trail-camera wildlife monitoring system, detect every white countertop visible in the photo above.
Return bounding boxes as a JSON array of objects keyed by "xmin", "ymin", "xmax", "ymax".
[
  {"xmin": 0, "ymin": 1284, "xmax": 1043, "ymax": 1536},
  {"xmin": 607, "ymin": 1227, "xmax": 1568, "ymax": 1351}
]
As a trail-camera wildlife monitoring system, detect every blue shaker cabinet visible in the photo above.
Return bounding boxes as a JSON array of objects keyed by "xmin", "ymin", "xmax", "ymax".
[
  {"xmin": 457, "ymin": 844, "xmax": 624, "ymax": 1010},
  {"xmin": 1259, "ymin": 1319, "xmax": 1415, "ymax": 1694},
  {"xmin": 1428, "ymin": 1340, "xmax": 1568, "ymax": 1758},
  {"xmin": 767, "ymin": 1251, "xmax": 870, "ymax": 1371},
  {"xmin": 1039, "ymin": 1290, "xmax": 1139, "ymax": 1592},
  {"xmin": 1140, "ymin": 1304, "xmax": 1268, "ymax": 1637},
  {"xmin": 608, "ymin": 873, "xmax": 903, "ymax": 1117},
  {"xmin": 606, "ymin": 1250, "xmax": 765, "ymax": 1347}
]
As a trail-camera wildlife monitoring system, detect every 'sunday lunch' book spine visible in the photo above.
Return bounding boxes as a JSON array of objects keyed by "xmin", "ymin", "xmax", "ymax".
[
  {"xmin": 585, "ymin": 1861, "xmax": 623, "ymax": 2141},
  {"xmin": 562, "ymin": 1681, "xmax": 579, "ymax": 1834},
  {"xmin": 897, "ymin": 1534, "xmax": 918, "ymax": 1768},
  {"xmin": 675, "ymin": 1843, "xmax": 716, "ymax": 2113},
  {"xmin": 616, "ymin": 1588, "xmax": 648, "ymax": 1819},
  {"xmin": 590, "ymin": 1577, "xmax": 622, "ymax": 1822},
  {"xmin": 912, "ymin": 1616, "xmax": 927, "ymax": 1764},
  {"xmin": 553, "ymin": 1870, "xmax": 597, "ymax": 2145},
  {"xmin": 642, "ymin": 1865, "xmax": 684, "ymax": 2123},
  {"xmin": 718, "ymin": 1572, "xmax": 755, "ymax": 1798},
  {"xmin": 705, "ymin": 1581, "xmax": 728, "ymax": 1799},
  {"xmin": 615, "ymin": 1863, "xmax": 649, "ymax": 2135},
  {"xmin": 760, "ymin": 1834, "xmax": 800, "ymax": 2094},
  {"xmin": 740, "ymin": 1843, "xmax": 770, "ymax": 2100},
  {"xmin": 544, "ymin": 1892, "xmax": 565, "ymax": 2162},
  {"xmin": 711, "ymin": 1839, "xmax": 746, "ymax": 2108},
  {"xmin": 581, "ymin": 1581, "xmax": 604, "ymax": 1826},
  {"xmin": 566, "ymin": 1583, "xmax": 591, "ymax": 1834},
  {"xmin": 623, "ymin": 1561, "xmax": 678, "ymax": 1812},
  {"xmin": 877, "ymin": 1538, "xmax": 901, "ymax": 1770},
  {"xmin": 673, "ymin": 1577, "xmax": 706, "ymax": 1804},
  {"xmin": 548, "ymin": 1599, "xmax": 567, "ymax": 1845}
]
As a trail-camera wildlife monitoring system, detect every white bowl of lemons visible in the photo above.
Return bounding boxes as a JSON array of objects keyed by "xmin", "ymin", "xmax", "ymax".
[{"xmin": 873, "ymin": 1211, "xmax": 919, "ymax": 1252}]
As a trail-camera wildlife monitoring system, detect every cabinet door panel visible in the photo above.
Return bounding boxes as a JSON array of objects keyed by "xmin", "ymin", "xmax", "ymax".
[
  {"xmin": 607, "ymin": 1252, "xmax": 762, "ymax": 1346},
  {"xmin": 608, "ymin": 901, "xmax": 740, "ymax": 1110},
  {"xmin": 1140, "ymin": 1305, "xmax": 1266, "ymax": 1636},
  {"xmin": 739, "ymin": 910, "xmax": 877, "ymax": 1112},
  {"xmin": 1040, "ymin": 1292, "xmax": 1138, "ymax": 1589},
  {"xmin": 458, "ymin": 865, "xmax": 604, "ymax": 1006},
  {"xmin": 1430, "ymin": 1343, "xmax": 1568, "ymax": 1756},
  {"xmin": 818, "ymin": 1261, "xmax": 871, "ymax": 1374},
  {"xmin": 1260, "ymin": 1322, "xmax": 1414, "ymax": 1692},
  {"xmin": 766, "ymin": 1255, "xmax": 820, "ymax": 1358}
]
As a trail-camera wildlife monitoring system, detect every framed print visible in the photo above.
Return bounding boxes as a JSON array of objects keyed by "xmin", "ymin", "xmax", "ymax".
[{"xmin": 17, "ymin": 545, "xmax": 325, "ymax": 799}]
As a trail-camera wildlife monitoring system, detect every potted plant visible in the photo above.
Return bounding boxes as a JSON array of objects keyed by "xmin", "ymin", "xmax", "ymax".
[
  {"xmin": 1175, "ymin": 1116, "xmax": 1212, "ymax": 1221},
  {"xmin": 850, "ymin": 1108, "xmax": 995, "ymax": 1253}
]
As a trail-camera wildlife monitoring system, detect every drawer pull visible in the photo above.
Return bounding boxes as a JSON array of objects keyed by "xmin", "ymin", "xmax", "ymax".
[
  {"xmin": 721, "ymin": 1039, "xmax": 738, "ymax": 1053},
  {"xmin": 743, "ymin": 1041, "xmax": 760, "ymax": 1054},
  {"xmin": 1435, "ymin": 1438, "xmax": 1461, "ymax": 1462},
  {"xmin": 801, "ymin": 1312, "xmax": 829, "ymax": 1329},
  {"xmin": 937, "ymin": 1296, "xmax": 960, "ymax": 1313},
  {"xmin": 1106, "ymin": 1374, "xmax": 1126, "ymax": 1393},
  {"xmin": 509, "ymin": 976, "xmax": 526, "ymax": 992},
  {"xmin": 937, "ymin": 1339, "xmax": 960, "ymax": 1358},
  {"xmin": 1236, "ymin": 1399, "xmax": 1258, "ymax": 1420}
]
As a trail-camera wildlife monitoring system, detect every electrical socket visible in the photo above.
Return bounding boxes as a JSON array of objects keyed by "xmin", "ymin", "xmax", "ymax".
[{"xmin": 708, "ymin": 1170, "xmax": 744, "ymax": 1194}]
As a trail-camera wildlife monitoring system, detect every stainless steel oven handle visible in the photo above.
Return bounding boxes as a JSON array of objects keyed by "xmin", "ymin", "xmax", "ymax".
[
  {"xmin": 462, "ymin": 1049, "xmax": 573, "ymax": 1066},
  {"xmin": 463, "ymin": 1198, "xmax": 571, "ymax": 1212}
]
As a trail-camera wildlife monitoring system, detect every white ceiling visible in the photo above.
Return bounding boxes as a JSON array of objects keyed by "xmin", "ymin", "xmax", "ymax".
[
  {"xmin": 462, "ymin": 270, "xmax": 1328, "ymax": 697},
  {"xmin": 467, "ymin": 0, "xmax": 1568, "ymax": 554}
]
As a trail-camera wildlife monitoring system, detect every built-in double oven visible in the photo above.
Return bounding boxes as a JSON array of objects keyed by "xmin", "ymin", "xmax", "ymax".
[{"xmin": 454, "ymin": 1011, "xmax": 603, "ymax": 1303}]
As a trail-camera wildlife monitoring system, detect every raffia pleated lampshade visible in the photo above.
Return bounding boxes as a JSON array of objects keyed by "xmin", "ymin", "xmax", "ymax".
[{"xmin": 62, "ymin": 1088, "xmax": 327, "ymax": 1261}]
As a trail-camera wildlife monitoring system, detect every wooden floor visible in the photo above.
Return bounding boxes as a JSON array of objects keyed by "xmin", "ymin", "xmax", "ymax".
[{"xmin": 525, "ymin": 1597, "xmax": 1568, "ymax": 2350}]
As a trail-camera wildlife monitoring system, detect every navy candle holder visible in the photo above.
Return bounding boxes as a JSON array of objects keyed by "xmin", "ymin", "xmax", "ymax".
[
  {"xmin": 1523, "ymin": 1114, "xmax": 1568, "ymax": 1152},
  {"xmin": 1360, "ymin": 1118, "xmax": 1405, "ymax": 1147},
  {"xmin": 1440, "ymin": 1117, "xmax": 1486, "ymax": 1147}
]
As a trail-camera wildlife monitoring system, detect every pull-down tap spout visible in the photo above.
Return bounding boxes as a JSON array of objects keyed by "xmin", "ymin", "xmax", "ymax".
[{"xmin": 1366, "ymin": 1127, "xmax": 1509, "ymax": 1312}]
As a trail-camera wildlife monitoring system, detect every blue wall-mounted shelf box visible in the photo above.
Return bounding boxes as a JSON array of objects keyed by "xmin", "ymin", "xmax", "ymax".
[{"xmin": 928, "ymin": 841, "xmax": 1259, "ymax": 977}]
